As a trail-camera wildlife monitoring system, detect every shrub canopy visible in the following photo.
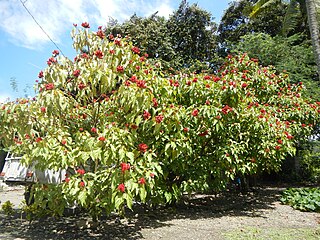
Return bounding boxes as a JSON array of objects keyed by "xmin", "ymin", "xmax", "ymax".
[{"xmin": 0, "ymin": 25, "xmax": 319, "ymax": 218}]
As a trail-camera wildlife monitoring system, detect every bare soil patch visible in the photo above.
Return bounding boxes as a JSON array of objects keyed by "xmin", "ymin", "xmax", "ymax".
[{"xmin": 0, "ymin": 184, "xmax": 319, "ymax": 239}]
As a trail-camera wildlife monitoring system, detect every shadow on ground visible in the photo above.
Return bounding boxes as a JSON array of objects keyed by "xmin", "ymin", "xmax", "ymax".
[{"xmin": 0, "ymin": 186, "xmax": 283, "ymax": 240}]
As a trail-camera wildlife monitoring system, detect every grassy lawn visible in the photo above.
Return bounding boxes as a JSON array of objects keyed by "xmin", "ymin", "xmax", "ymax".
[{"xmin": 223, "ymin": 227, "xmax": 320, "ymax": 240}]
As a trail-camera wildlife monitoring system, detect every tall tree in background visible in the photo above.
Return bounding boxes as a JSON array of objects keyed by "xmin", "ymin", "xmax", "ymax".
[
  {"xmin": 250, "ymin": 0, "xmax": 320, "ymax": 175},
  {"xmin": 233, "ymin": 33, "xmax": 319, "ymax": 98},
  {"xmin": 105, "ymin": 0, "xmax": 218, "ymax": 71},
  {"xmin": 105, "ymin": 14, "xmax": 175, "ymax": 64},
  {"xmin": 250, "ymin": 0, "xmax": 308, "ymax": 36},
  {"xmin": 221, "ymin": 0, "xmax": 318, "ymax": 89},
  {"xmin": 251, "ymin": 0, "xmax": 320, "ymax": 80},
  {"xmin": 218, "ymin": 0, "xmax": 287, "ymax": 55},
  {"xmin": 166, "ymin": 0, "xmax": 217, "ymax": 69}
]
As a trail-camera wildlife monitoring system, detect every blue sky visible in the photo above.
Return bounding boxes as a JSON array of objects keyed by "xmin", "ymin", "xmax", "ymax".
[{"xmin": 0, "ymin": 0, "xmax": 233, "ymax": 103}]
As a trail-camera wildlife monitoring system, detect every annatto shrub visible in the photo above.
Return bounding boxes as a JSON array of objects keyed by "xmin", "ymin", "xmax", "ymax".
[{"xmin": 0, "ymin": 24, "xmax": 320, "ymax": 219}]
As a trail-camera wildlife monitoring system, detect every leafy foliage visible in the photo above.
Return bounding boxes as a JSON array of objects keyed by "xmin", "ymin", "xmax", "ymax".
[
  {"xmin": 300, "ymin": 139, "xmax": 320, "ymax": 182},
  {"xmin": 281, "ymin": 187, "xmax": 320, "ymax": 212},
  {"xmin": 218, "ymin": 0, "xmax": 287, "ymax": 54},
  {"xmin": 105, "ymin": 14, "xmax": 175, "ymax": 66},
  {"xmin": 0, "ymin": 25, "xmax": 319, "ymax": 218},
  {"xmin": 281, "ymin": 0, "xmax": 307, "ymax": 36},
  {"xmin": 166, "ymin": 0, "xmax": 217, "ymax": 69},
  {"xmin": 249, "ymin": 0, "xmax": 320, "ymax": 83},
  {"xmin": 250, "ymin": 0, "xmax": 279, "ymax": 17},
  {"xmin": 105, "ymin": 0, "xmax": 218, "ymax": 71},
  {"xmin": 250, "ymin": 0, "xmax": 308, "ymax": 36},
  {"xmin": 1, "ymin": 200, "xmax": 14, "ymax": 215},
  {"xmin": 232, "ymin": 33, "xmax": 319, "ymax": 100}
]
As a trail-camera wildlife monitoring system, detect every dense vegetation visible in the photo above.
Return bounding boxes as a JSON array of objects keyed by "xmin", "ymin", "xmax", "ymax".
[
  {"xmin": 106, "ymin": 0, "xmax": 320, "ymax": 182},
  {"xmin": 281, "ymin": 188, "xmax": 320, "ymax": 212},
  {"xmin": 1, "ymin": 0, "xmax": 320, "ymax": 217}
]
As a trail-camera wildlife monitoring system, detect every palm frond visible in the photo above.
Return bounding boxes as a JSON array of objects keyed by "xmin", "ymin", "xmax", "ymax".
[
  {"xmin": 250, "ymin": 0, "xmax": 280, "ymax": 17},
  {"xmin": 281, "ymin": 0, "xmax": 301, "ymax": 36}
]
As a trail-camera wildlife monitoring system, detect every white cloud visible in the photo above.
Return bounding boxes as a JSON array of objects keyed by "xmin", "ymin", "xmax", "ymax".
[
  {"xmin": 0, "ymin": 93, "xmax": 12, "ymax": 104},
  {"xmin": 143, "ymin": 0, "xmax": 174, "ymax": 18},
  {"xmin": 0, "ymin": 0, "xmax": 174, "ymax": 49},
  {"xmin": 0, "ymin": 0, "xmax": 86, "ymax": 49},
  {"xmin": 86, "ymin": 0, "xmax": 174, "ymax": 25}
]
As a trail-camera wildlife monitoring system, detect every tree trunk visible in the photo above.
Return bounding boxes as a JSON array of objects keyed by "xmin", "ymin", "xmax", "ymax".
[{"xmin": 305, "ymin": 0, "xmax": 320, "ymax": 81}]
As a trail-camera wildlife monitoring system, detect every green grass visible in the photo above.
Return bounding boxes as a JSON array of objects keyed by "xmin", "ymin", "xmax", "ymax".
[{"xmin": 223, "ymin": 227, "xmax": 320, "ymax": 240}]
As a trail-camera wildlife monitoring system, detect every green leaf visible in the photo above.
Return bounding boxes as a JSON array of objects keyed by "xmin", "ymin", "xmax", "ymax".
[
  {"xmin": 139, "ymin": 187, "xmax": 147, "ymax": 202},
  {"xmin": 124, "ymin": 192, "xmax": 133, "ymax": 210},
  {"xmin": 119, "ymin": 148, "xmax": 125, "ymax": 161},
  {"xmin": 78, "ymin": 190, "xmax": 87, "ymax": 206},
  {"xmin": 114, "ymin": 195, "xmax": 124, "ymax": 210},
  {"xmin": 165, "ymin": 192, "xmax": 172, "ymax": 203},
  {"xmin": 126, "ymin": 152, "xmax": 135, "ymax": 161}
]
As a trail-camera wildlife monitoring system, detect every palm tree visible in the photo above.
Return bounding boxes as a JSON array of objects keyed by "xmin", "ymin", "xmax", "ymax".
[
  {"xmin": 250, "ymin": 0, "xmax": 320, "ymax": 81},
  {"xmin": 305, "ymin": 0, "xmax": 320, "ymax": 81}
]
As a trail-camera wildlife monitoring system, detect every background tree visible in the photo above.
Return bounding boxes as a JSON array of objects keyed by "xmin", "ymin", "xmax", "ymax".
[
  {"xmin": 218, "ymin": 0, "xmax": 287, "ymax": 55},
  {"xmin": 250, "ymin": 0, "xmax": 320, "ymax": 80},
  {"xmin": 250, "ymin": 0, "xmax": 308, "ymax": 36},
  {"xmin": 105, "ymin": 14, "xmax": 175, "ymax": 66},
  {"xmin": 166, "ymin": 0, "xmax": 217, "ymax": 70},
  {"xmin": 220, "ymin": 0, "xmax": 320, "ymax": 98},
  {"xmin": 105, "ymin": 0, "xmax": 218, "ymax": 72},
  {"xmin": 305, "ymin": 0, "xmax": 320, "ymax": 80},
  {"xmin": 249, "ymin": 0, "xmax": 320, "ymax": 170},
  {"xmin": 232, "ymin": 33, "xmax": 319, "ymax": 99}
]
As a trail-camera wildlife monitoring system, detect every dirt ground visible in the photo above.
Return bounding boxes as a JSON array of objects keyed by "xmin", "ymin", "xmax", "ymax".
[{"xmin": 0, "ymin": 183, "xmax": 319, "ymax": 240}]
